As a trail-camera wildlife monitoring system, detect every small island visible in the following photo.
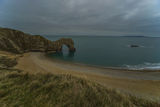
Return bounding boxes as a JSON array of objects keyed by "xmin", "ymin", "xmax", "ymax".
[{"xmin": 130, "ymin": 45, "xmax": 140, "ymax": 48}]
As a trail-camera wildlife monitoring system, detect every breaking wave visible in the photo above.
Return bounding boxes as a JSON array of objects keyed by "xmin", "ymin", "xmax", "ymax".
[{"xmin": 123, "ymin": 62, "xmax": 160, "ymax": 70}]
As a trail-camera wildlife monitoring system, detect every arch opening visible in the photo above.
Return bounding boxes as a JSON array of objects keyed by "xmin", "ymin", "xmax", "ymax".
[
  {"xmin": 54, "ymin": 38, "xmax": 76, "ymax": 53},
  {"xmin": 62, "ymin": 45, "xmax": 69, "ymax": 56}
]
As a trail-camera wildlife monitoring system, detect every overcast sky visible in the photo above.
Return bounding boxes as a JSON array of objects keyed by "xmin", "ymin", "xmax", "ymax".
[{"xmin": 0, "ymin": 0, "xmax": 160, "ymax": 36}]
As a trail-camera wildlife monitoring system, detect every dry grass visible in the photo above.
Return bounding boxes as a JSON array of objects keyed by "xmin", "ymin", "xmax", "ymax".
[
  {"xmin": 0, "ymin": 56, "xmax": 17, "ymax": 68},
  {"xmin": 0, "ymin": 69, "xmax": 159, "ymax": 107}
]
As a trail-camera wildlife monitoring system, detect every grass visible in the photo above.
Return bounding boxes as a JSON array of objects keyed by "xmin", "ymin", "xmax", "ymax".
[
  {"xmin": 0, "ymin": 70, "xmax": 159, "ymax": 107},
  {"xmin": 0, "ymin": 56, "xmax": 17, "ymax": 68},
  {"xmin": 0, "ymin": 53, "xmax": 159, "ymax": 107}
]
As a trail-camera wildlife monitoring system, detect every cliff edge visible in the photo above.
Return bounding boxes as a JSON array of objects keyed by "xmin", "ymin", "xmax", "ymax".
[{"xmin": 0, "ymin": 28, "xmax": 76, "ymax": 53}]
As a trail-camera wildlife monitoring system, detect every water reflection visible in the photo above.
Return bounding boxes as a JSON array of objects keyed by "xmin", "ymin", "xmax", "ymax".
[
  {"xmin": 68, "ymin": 52, "xmax": 75, "ymax": 57},
  {"xmin": 52, "ymin": 51, "xmax": 75, "ymax": 61},
  {"xmin": 55, "ymin": 52, "xmax": 74, "ymax": 57}
]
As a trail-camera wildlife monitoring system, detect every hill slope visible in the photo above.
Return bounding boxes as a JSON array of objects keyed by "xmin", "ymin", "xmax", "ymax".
[{"xmin": 0, "ymin": 28, "xmax": 75, "ymax": 53}]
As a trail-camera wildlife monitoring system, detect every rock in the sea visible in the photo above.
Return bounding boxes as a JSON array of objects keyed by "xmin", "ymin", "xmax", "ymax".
[
  {"xmin": 130, "ymin": 45, "xmax": 139, "ymax": 48},
  {"xmin": 0, "ymin": 28, "xmax": 76, "ymax": 53}
]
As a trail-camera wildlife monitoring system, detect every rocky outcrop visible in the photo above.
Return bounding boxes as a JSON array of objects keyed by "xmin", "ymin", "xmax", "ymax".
[
  {"xmin": 0, "ymin": 28, "xmax": 76, "ymax": 53},
  {"xmin": 130, "ymin": 45, "xmax": 139, "ymax": 48},
  {"xmin": 53, "ymin": 38, "xmax": 76, "ymax": 52}
]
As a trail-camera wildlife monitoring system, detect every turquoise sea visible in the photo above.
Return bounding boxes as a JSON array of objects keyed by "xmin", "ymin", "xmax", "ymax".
[{"xmin": 45, "ymin": 36, "xmax": 160, "ymax": 70}]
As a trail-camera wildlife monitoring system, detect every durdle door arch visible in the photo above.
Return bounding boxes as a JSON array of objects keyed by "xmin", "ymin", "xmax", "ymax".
[{"xmin": 53, "ymin": 38, "xmax": 76, "ymax": 53}]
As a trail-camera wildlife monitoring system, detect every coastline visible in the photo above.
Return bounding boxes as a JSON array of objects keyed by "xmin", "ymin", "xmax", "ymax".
[
  {"xmin": 15, "ymin": 52, "xmax": 160, "ymax": 101},
  {"xmin": 45, "ymin": 53, "xmax": 160, "ymax": 81},
  {"xmin": 46, "ymin": 53, "xmax": 160, "ymax": 72}
]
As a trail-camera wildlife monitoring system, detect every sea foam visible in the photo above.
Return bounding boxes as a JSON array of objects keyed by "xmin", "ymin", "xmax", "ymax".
[{"xmin": 123, "ymin": 62, "xmax": 160, "ymax": 70}]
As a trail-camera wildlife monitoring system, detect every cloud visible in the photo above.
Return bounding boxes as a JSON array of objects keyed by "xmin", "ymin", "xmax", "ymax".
[{"xmin": 0, "ymin": 0, "xmax": 160, "ymax": 36}]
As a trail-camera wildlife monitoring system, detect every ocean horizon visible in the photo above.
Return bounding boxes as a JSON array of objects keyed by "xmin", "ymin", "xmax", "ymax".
[{"xmin": 45, "ymin": 36, "xmax": 160, "ymax": 70}]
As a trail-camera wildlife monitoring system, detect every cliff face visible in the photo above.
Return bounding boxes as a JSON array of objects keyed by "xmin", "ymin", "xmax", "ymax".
[{"xmin": 0, "ymin": 28, "xmax": 76, "ymax": 53}]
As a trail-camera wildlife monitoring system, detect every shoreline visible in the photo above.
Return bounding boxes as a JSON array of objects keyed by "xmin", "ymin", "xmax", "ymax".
[
  {"xmin": 46, "ymin": 53, "xmax": 160, "ymax": 72},
  {"xmin": 15, "ymin": 52, "xmax": 160, "ymax": 101},
  {"xmin": 45, "ymin": 53, "xmax": 160, "ymax": 81}
]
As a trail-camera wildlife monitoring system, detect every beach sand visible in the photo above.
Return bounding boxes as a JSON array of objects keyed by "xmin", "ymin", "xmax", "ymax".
[{"xmin": 15, "ymin": 52, "xmax": 160, "ymax": 101}]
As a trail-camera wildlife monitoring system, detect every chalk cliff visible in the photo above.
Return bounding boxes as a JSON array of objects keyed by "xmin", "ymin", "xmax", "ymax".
[{"xmin": 0, "ymin": 28, "xmax": 76, "ymax": 53}]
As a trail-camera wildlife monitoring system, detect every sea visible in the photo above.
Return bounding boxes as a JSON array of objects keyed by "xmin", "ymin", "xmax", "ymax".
[{"xmin": 44, "ymin": 36, "xmax": 160, "ymax": 70}]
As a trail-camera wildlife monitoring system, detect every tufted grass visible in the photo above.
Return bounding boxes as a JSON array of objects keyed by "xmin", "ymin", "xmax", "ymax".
[{"xmin": 0, "ymin": 69, "xmax": 159, "ymax": 107}]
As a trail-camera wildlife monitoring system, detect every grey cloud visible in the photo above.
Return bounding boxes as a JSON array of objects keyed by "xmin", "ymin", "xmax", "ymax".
[{"xmin": 0, "ymin": 0, "xmax": 160, "ymax": 36}]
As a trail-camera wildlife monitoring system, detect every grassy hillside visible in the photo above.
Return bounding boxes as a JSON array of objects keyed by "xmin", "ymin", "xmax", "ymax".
[
  {"xmin": 0, "ymin": 53, "xmax": 159, "ymax": 107},
  {"xmin": 0, "ymin": 28, "xmax": 75, "ymax": 54},
  {"xmin": 0, "ymin": 70, "xmax": 160, "ymax": 107}
]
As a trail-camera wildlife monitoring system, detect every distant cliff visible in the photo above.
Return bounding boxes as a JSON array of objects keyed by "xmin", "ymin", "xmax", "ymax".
[{"xmin": 0, "ymin": 28, "xmax": 76, "ymax": 53}]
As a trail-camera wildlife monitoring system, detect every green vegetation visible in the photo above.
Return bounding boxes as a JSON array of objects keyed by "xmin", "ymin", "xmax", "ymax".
[
  {"xmin": 0, "ymin": 56, "xmax": 17, "ymax": 68},
  {"xmin": 0, "ymin": 54, "xmax": 159, "ymax": 107}
]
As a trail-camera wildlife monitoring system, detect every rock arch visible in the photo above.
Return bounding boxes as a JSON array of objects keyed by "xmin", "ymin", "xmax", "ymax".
[
  {"xmin": 53, "ymin": 38, "xmax": 76, "ymax": 52},
  {"xmin": 0, "ymin": 28, "xmax": 76, "ymax": 53}
]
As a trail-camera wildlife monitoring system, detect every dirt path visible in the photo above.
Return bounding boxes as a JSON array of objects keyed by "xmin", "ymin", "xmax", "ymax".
[{"xmin": 15, "ymin": 52, "xmax": 160, "ymax": 101}]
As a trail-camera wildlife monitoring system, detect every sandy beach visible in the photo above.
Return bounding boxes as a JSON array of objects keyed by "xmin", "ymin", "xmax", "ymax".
[{"xmin": 15, "ymin": 52, "xmax": 160, "ymax": 101}]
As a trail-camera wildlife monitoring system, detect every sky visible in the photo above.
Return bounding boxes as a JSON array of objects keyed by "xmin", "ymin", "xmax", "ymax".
[{"xmin": 0, "ymin": 0, "xmax": 160, "ymax": 36}]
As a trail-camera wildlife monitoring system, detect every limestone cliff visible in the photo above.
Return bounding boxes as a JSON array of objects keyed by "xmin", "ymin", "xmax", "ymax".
[{"xmin": 0, "ymin": 28, "xmax": 76, "ymax": 53}]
